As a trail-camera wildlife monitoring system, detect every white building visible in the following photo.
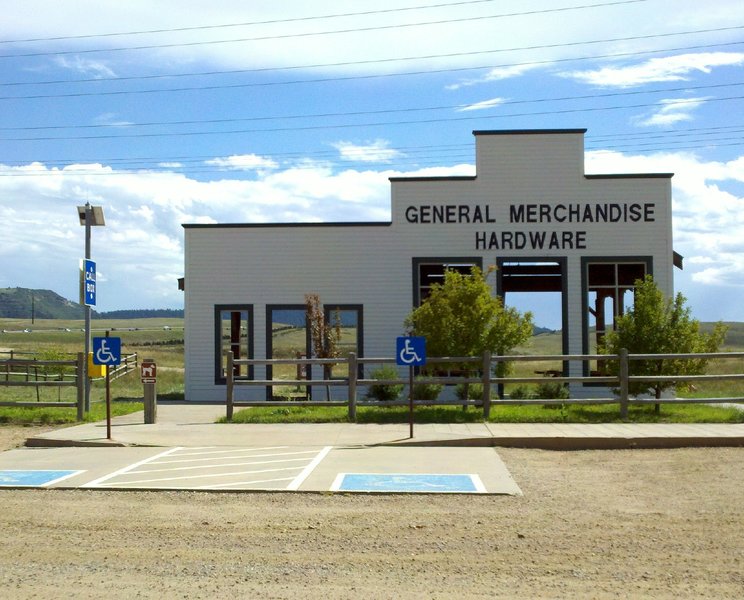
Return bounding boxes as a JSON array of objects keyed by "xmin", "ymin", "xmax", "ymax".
[{"xmin": 182, "ymin": 129, "xmax": 678, "ymax": 402}]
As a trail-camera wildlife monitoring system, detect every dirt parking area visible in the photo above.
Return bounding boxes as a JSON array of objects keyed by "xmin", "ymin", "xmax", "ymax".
[{"xmin": 0, "ymin": 425, "xmax": 742, "ymax": 599}]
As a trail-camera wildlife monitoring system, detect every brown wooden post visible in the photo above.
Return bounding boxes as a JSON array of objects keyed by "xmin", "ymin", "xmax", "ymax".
[
  {"xmin": 76, "ymin": 352, "xmax": 85, "ymax": 420},
  {"xmin": 226, "ymin": 351, "xmax": 234, "ymax": 421},
  {"xmin": 482, "ymin": 350, "xmax": 492, "ymax": 420},
  {"xmin": 347, "ymin": 352, "xmax": 357, "ymax": 422},
  {"xmin": 619, "ymin": 348, "xmax": 629, "ymax": 419}
]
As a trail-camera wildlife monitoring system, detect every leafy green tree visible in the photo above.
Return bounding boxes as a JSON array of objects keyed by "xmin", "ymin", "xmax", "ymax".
[
  {"xmin": 601, "ymin": 275, "xmax": 727, "ymax": 402},
  {"xmin": 404, "ymin": 266, "xmax": 533, "ymax": 393}
]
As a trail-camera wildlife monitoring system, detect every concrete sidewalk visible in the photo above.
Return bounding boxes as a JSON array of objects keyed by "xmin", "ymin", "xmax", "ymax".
[{"xmin": 25, "ymin": 403, "xmax": 744, "ymax": 450}]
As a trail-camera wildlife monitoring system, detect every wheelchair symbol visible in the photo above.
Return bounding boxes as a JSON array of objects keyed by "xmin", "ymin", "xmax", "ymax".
[
  {"xmin": 396, "ymin": 336, "xmax": 426, "ymax": 366},
  {"xmin": 399, "ymin": 339, "xmax": 421, "ymax": 364},
  {"xmin": 92, "ymin": 337, "xmax": 121, "ymax": 365},
  {"xmin": 96, "ymin": 340, "xmax": 116, "ymax": 364}
]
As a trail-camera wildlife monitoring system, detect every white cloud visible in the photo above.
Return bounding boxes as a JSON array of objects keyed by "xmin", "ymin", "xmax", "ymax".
[
  {"xmin": 54, "ymin": 56, "xmax": 116, "ymax": 78},
  {"xmin": 633, "ymin": 97, "xmax": 710, "ymax": 127},
  {"xmin": 456, "ymin": 97, "xmax": 507, "ymax": 112},
  {"xmin": 561, "ymin": 52, "xmax": 744, "ymax": 88},
  {"xmin": 204, "ymin": 154, "xmax": 278, "ymax": 172},
  {"xmin": 447, "ymin": 64, "xmax": 542, "ymax": 90},
  {"xmin": 333, "ymin": 140, "xmax": 401, "ymax": 163}
]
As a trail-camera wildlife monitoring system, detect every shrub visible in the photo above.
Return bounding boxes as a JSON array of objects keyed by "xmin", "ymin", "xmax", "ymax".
[
  {"xmin": 535, "ymin": 381, "xmax": 570, "ymax": 400},
  {"xmin": 413, "ymin": 377, "xmax": 443, "ymax": 401},
  {"xmin": 509, "ymin": 385, "xmax": 535, "ymax": 399},
  {"xmin": 455, "ymin": 382, "xmax": 483, "ymax": 400},
  {"xmin": 366, "ymin": 366, "xmax": 403, "ymax": 402}
]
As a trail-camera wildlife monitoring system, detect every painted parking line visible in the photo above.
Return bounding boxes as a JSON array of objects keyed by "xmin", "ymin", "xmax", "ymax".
[
  {"xmin": 83, "ymin": 446, "xmax": 332, "ymax": 490},
  {"xmin": 330, "ymin": 473, "xmax": 487, "ymax": 494},
  {"xmin": 0, "ymin": 470, "xmax": 86, "ymax": 488}
]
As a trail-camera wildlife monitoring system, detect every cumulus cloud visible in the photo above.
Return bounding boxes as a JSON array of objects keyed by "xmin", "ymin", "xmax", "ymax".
[
  {"xmin": 332, "ymin": 140, "xmax": 402, "ymax": 163},
  {"xmin": 561, "ymin": 52, "xmax": 744, "ymax": 88},
  {"xmin": 204, "ymin": 154, "xmax": 278, "ymax": 172},
  {"xmin": 455, "ymin": 97, "xmax": 507, "ymax": 112},
  {"xmin": 633, "ymin": 97, "xmax": 710, "ymax": 127}
]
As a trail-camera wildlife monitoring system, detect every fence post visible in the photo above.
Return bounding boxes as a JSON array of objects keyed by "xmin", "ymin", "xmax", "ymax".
[
  {"xmin": 619, "ymin": 348, "xmax": 629, "ymax": 419},
  {"xmin": 226, "ymin": 351, "xmax": 234, "ymax": 421},
  {"xmin": 348, "ymin": 352, "xmax": 357, "ymax": 422},
  {"xmin": 481, "ymin": 350, "xmax": 492, "ymax": 420},
  {"xmin": 76, "ymin": 352, "xmax": 85, "ymax": 420}
]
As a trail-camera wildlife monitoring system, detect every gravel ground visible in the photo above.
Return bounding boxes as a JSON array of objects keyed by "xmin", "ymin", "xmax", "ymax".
[{"xmin": 0, "ymin": 425, "xmax": 743, "ymax": 599}]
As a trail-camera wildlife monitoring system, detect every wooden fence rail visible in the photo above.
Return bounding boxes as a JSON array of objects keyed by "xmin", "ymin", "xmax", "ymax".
[
  {"xmin": 224, "ymin": 350, "xmax": 744, "ymax": 421},
  {"xmin": 0, "ymin": 353, "xmax": 86, "ymax": 419}
]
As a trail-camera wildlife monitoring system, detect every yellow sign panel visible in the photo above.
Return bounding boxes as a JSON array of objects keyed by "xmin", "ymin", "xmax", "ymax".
[{"xmin": 87, "ymin": 352, "xmax": 107, "ymax": 378}]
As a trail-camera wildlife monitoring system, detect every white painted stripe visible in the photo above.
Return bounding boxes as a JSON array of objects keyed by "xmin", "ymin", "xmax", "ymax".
[
  {"xmin": 330, "ymin": 472, "xmax": 346, "ymax": 492},
  {"xmin": 94, "ymin": 466, "xmax": 304, "ymax": 487},
  {"xmin": 154, "ymin": 449, "xmax": 318, "ymax": 465},
  {"xmin": 82, "ymin": 447, "xmax": 182, "ymax": 488},
  {"xmin": 469, "ymin": 474, "xmax": 487, "ymax": 493},
  {"xmin": 171, "ymin": 446, "xmax": 288, "ymax": 457},
  {"xmin": 41, "ymin": 470, "xmax": 87, "ymax": 487},
  {"xmin": 131, "ymin": 457, "xmax": 313, "ymax": 474},
  {"xmin": 287, "ymin": 446, "xmax": 332, "ymax": 491}
]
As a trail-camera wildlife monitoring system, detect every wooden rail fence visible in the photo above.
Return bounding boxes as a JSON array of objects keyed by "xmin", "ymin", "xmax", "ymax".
[{"xmin": 224, "ymin": 350, "xmax": 744, "ymax": 421}]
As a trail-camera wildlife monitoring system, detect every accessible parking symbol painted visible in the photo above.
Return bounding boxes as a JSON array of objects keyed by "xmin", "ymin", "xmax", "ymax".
[
  {"xmin": 0, "ymin": 470, "xmax": 85, "ymax": 487},
  {"xmin": 331, "ymin": 473, "xmax": 486, "ymax": 494}
]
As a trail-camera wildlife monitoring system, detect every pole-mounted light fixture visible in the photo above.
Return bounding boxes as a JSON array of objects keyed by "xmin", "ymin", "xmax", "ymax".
[{"xmin": 77, "ymin": 202, "xmax": 105, "ymax": 413}]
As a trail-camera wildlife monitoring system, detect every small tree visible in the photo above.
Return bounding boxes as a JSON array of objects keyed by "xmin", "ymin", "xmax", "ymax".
[
  {"xmin": 404, "ymin": 266, "xmax": 533, "ymax": 397},
  {"xmin": 601, "ymin": 275, "xmax": 727, "ymax": 404},
  {"xmin": 305, "ymin": 294, "xmax": 342, "ymax": 399}
]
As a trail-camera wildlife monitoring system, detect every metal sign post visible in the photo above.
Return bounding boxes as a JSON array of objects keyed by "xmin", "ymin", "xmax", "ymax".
[
  {"xmin": 92, "ymin": 334, "xmax": 121, "ymax": 440},
  {"xmin": 396, "ymin": 336, "xmax": 426, "ymax": 439}
]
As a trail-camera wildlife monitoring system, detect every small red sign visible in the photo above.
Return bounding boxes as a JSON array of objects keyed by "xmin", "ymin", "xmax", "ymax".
[{"xmin": 141, "ymin": 360, "xmax": 156, "ymax": 383}]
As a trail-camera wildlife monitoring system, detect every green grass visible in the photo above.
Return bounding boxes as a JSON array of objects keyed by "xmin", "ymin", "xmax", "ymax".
[
  {"xmin": 0, "ymin": 401, "xmax": 144, "ymax": 425},
  {"xmin": 222, "ymin": 402, "xmax": 744, "ymax": 424}
]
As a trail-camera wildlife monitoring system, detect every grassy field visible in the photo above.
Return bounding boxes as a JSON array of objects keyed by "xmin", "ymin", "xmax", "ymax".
[
  {"xmin": 0, "ymin": 317, "xmax": 184, "ymax": 421},
  {"xmin": 2, "ymin": 318, "xmax": 743, "ymax": 424}
]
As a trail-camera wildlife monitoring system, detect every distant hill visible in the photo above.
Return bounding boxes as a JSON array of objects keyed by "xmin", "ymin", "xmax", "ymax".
[
  {"xmin": 0, "ymin": 288, "xmax": 183, "ymax": 320},
  {"xmin": 0, "ymin": 287, "xmax": 85, "ymax": 319}
]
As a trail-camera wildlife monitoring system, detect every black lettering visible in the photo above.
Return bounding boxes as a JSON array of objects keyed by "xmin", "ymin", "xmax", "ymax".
[
  {"xmin": 515, "ymin": 231, "xmax": 527, "ymax": 249},
  {"xmin": 510, "ymin": 205, "xmax": 525, "ymax": 223},
  {"xmin": 485, "ymin": 205, "xmax": 496, "ymax": 223},
  {"xmin": 569, "ymin": 204, "xmax": 580, "ymax": 222},
  {"xmin": 526, "ymin": 204, "xmax": 537, "ymax": 223},
  {"xmin": 629, "ymin": 203, "xmax": 642, "ymax": 221},
  {"xmin": 420, "ymin": 205, "xmax": 431, "ymax": 223},
  {"xmin": 644, "ymin": 203, "xmax": 655, "ymax": 221},
  {"xmin": 576, "ymin": 231, "xmax": 587, "ymax": 249},
  {"xmin": 609, "ymin": 204, "xmax": 622, "ymax": 222},
  {"xmin": 562, "ymin": 231, "xmax": 574, "ymax": 249},
  {"xmin": 539, "ymin": 205, "xmax": 551, "ymax": 222},
  {"xmin": 554, "ymin": 204, "xmax": 566, "ymax": 222},
  {"xmin": 583, "ymin": 204, "xmax": 594, "ymax": 222},
  {"xmin": 475, "ymin": 231, "xmax": 486, "ymax": 249},
  {"xmin": 595, "ymin": 204, "xmax": 607, "ymax": 222},
  {"xmin": 529, "ymin": 231, "xmax": 546, "ymax": 249},
  {"xmin": 446, "ymin": 205, "xmax": 456, "ymax": 223},
  {"xmin": 548, "ymin": 231, "xmax": 560, "ymax": 249},
  {"xmin": 433, "ymin": 205, "xmax": 444, "ymax": 223},
  {"xmin": 405, "ymin": 206, "xmax": 418, "ymax": 223},
  {"xmin": 459, "ymin": 205, "xmax": 470, "ymax": 223},
  {"xmin": 502, "ymin": 231, "xmax": 514, "ymax": 249},
  {"xmin": 489, "ymin": 231, "xmax": 499, "ymax": 249}
]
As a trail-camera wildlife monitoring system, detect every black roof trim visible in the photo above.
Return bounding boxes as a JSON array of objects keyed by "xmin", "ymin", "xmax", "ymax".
[
  {"xmin": 183, "ymin": 221, "xmax": 392, "ymax": 229},
  {"xmin": 473, "ymin": 128, "xmax": 587, "ymax": 136},
  {"xmin": 389, "ymin": 175, "xmax": 476, "ymax": 183},
  {"xmin": 585, "ymin": 173, "xmax": 673, "ymax": 179}
]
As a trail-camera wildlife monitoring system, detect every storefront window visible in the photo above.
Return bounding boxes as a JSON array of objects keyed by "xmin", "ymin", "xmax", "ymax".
[{"xmin": 214, "ymin": 305, "xmax": 253, "ymax": 384}]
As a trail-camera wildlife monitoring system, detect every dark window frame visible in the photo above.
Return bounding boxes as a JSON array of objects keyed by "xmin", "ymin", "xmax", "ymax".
[
  {"xmin": 581, "ymin": 256, "xmax": 653, "ymax": 379},
  {"xmin": 214, "ymin": 304, "xmax": 254, "ymax": 385},
  {"xmin": 323, "ymin": 304, "xmax": 364, "ymax": 379},
  {"xmin": 265, "ymin": 304, "xmax": 311, "ymax": 400},
  {"xmin": 412, "ymin": 257, "xmax": 483, "ymax": 306}
]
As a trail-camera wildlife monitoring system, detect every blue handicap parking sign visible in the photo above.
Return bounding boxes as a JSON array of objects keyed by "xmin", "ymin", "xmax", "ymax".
[
  {"xmin": 333, "ymin": 473, "xmax": 484, "ymax": 493},
  {"xmin": 396, "ymin": 336, "xmax": 426, "ymax": 366},
  {"xmin": 93, "ymin": 337, "xmax": 121, "ymax": 365}
]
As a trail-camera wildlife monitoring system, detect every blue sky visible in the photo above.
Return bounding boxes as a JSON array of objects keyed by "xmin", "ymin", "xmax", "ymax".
[{"xmin": 1, "ymin": 0, "xmax": 743, "ymax": 328}]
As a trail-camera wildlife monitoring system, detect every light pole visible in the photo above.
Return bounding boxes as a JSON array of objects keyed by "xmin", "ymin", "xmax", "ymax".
[{"xmin": 77, "ymin": 203, "xmax": 105, "ymax": 412}]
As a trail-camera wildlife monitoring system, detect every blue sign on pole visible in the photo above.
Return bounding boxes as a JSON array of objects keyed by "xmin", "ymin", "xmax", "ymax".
[
  {"xmin": 83, "ymin": 259, "xmax": 96, "ymax": 306},
  {"xmin": 396, "ymin": 336, "xmax": 426, "ymax": 366},
  {"xmin": 92, "ymin": 337, "xmax": 121, "ymax": 366}
]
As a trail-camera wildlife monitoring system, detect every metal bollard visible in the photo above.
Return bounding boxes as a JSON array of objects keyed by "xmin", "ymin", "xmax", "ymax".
[{"xmin": 141, "ymin": 358, "xmax": 157, "ymax": 424}]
